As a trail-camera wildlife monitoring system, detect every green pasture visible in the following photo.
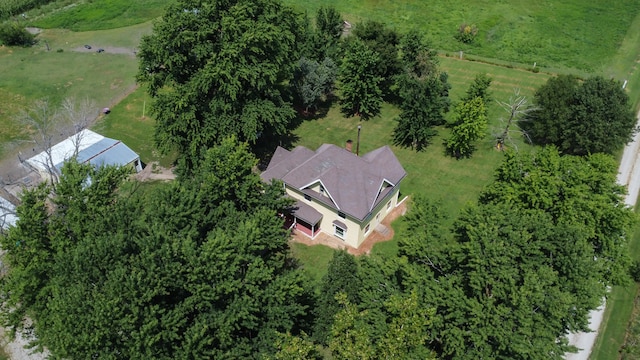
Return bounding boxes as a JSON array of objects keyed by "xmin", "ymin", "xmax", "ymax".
[
  {"xmin": 0, "ymin": 22, "xmax": 150, "ymax": 159},
  {"xmin": 285, "ymin": 0, "xmax": 640, "ymax": 74},
  {"xmin": 28, "ymin": 0, "xmax": 167, "ymax": 31}
]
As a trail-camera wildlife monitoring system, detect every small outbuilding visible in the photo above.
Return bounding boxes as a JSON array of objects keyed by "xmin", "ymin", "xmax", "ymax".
[{"xmin": 26, "ymin": 129, "xmax": 142, "ymax": 182}]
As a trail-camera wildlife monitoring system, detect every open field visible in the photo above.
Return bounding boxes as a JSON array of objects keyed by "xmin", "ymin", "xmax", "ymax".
[
  {"xmin": 0, "ymin": 22, "xmax": 150, "ymax": 159},
  {"xmin": 284, "ymin": 0, "xmax": 640, "ymax": 74},
  {"xmin": 26, "ymin": 0, "xmax": 166, "ymax": 31}
]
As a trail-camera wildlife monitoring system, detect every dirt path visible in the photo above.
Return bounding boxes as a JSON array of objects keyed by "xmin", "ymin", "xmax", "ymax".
[{"xmin": 565, "ymin": 109, "xmax": 640, "ymax": 359}]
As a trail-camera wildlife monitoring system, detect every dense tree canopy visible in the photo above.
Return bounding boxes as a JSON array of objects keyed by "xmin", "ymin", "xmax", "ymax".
[
  {"xmin": 338, "ymin": 38, "xmax": 383, "ymax": 120},
  {"xmin": 523, "ymin": 75, "xmax": 636, "ymax": 155},
  {"xmin": 137, "ymin": 0, "xmax": 306, "ymax": 174},
  {"xmin": 396, "ymin": 147, "xmax": 634, "ymax": 359},
  {"xmin": 352, "ymin": 21, "xmax": 402, "ymax": 100},
  {"xmin": 393, "ymin": 31, "xmax": 451, "ymax": 150},
  {"xmin": 293, "ymin": 57, "xmax": 337, "ymax": 113},
  {"xmin": 1, "ymin": 138, "xmax": 312, "ymax": 359}
]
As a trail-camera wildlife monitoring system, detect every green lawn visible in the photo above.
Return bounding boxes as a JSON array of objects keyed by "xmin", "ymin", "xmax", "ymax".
[
  {"xmin": 289, "ymin": 243, "xmax": 335, "ymax": 286},
  {"xmin": 0, "ymin": 23, "xmax": 149, "ymax": 159},
  {"xmin": 91, "ymin": 86, "xmax": 175, "ymax": 167},
  {"xmin": 284, "ymin": 0, "xmax": 640, "ymax": 74}
]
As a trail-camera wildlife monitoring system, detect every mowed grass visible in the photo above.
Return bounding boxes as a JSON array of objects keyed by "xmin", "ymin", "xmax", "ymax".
[
  {"xmin": 0, "ymin": 22, "xmax": 150, "ymax": 159},
  {"xmin": 289, "ymin": 243, "xmax": 335, "ymax": 286},
  {"xmin": 284, "ymin": 0, "xmax": 640, "ymax": 73},
  {"xmin": 92, "ymin": 86, "xmax": 175, "ymax": 167},
  {"xmin": 292, "ymin": 58, "xmax": 549, "ymax": 266},
  {"xmin": 30, "ymin": 0, "xmax": 168, "ymax": 31}
]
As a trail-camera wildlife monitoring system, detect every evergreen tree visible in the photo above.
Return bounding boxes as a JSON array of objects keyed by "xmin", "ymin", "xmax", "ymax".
[{"xmin": 313, "ymin": 250, "xmax": 361, "ymax": 345}]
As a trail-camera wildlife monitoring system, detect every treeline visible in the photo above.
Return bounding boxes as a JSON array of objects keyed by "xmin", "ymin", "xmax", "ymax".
[
  {"xmin": 0, "ymin": 148, "xmax": 633, "ymax": 355},
  {"xmin": 0, "ymin": 0, "xmax": 56, "ymax": 21},
  {"xmin": 1, "ymin": 140, "xmax": 633, "ymax": 359}
]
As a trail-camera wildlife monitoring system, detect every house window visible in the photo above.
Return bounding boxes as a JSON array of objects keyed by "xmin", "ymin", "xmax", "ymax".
[
  {"xmin": 304, "ymin": 194, "xmax": 312, "ymax": 201},
  {"xmin": 319, "ymin": 185, "xmax": 325, "ymax": 195},
  {"xmin": 376, "ymin": 213, "xmax": 380, "ymax": 221},
  {"xmin": 365, "ymin": 224, "xmax": 370, "ymax": 234},
  {"xmin": 386, "ymin": 201, "xmax": 391, "ymax": 210},
  {"xmin": 338, "ymin": 211, "xmax": 346, "ymax": 219},
  {"xmin": 335, "ymin": 226, "xmax": 345, "ymax": 239}
]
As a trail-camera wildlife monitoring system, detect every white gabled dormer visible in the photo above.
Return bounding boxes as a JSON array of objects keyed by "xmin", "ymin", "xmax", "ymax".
[{"xmin": 299, "ymin": 179, "xmax": 340, "ymax": 210}]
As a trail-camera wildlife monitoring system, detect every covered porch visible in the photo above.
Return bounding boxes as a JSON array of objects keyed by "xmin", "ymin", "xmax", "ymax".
[{"xmin": 288, "ymin": 199, "xmax": 323, "ymax": 239}]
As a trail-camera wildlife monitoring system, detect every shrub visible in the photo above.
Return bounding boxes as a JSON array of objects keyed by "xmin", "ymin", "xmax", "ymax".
[
  {"xmin": 455, "ymin": 23, "xmax": 478, "ymax": 44},
  {"xmin": 0, "ymin": 22, "xmax": 35, "ymax": 46},
  {"xmin": 630, "ymin": 260, "xmax": 640, "ymax": 282}
]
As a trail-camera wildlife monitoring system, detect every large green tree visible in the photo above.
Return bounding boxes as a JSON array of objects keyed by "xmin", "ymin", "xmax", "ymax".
[
  {"xmin": 397, "ymin": 148, "xmax": 634, "ymax": 359},
  {"xmin": 313, "ymin": 250, "xmax": 361, "ymax": 345},
  {"xmin": 338, "ymin": 38, "xmax": 383, "ymax": 120},
  {"xmin": 393, "ymin": 31, "xmax": 450, "ymax": 150},
  {"xmin": 352, "ymin": 21, "xmax": 402, "ymax": 100},
  {"xmin": 523, "ymin": 75, "xmax": 636, "ymax": 155},
  {"xmin": 137, "ymin": 0, "xmax": 306, "ymax": 174},
  {"xmin": 293, "ymin": 57, "xmax": 337, "ymax": 113},
  {"xmin": 445, "ymin": 97, "xmax": 488, "ymax": 158},
  {"xmin": 1, "ymin": 139, "xmax": 313, "ymax": 359}
]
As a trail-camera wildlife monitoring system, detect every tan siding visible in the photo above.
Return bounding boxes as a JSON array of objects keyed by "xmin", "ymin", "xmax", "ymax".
[{"xmin": 287, "ymin": 185, "xmax": 401, "ymax": 248}]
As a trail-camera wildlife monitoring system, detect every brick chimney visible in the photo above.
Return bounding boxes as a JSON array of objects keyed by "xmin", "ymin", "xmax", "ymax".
[{"xmin": 345, "ymin": 139, "xmax": 353, "ymax": 152}]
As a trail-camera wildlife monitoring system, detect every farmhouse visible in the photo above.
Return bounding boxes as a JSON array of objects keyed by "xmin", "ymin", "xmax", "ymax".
[
  {"xmin": 261, "ymin": 143, "xmax": 406, "ymax": 249},
  {"xmin": 26, "ymin": 129, "xmax": 142, "ymax": 182}
]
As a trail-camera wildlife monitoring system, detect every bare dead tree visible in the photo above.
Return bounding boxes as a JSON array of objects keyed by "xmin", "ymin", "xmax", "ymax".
[
  {"xmin": 62, "ymin": 97, "xmax": 97, "ymax": 155},
  {"xmin": 18, "ymin": 98, "xmax": 99, "ymax": 186},
  {"xmin": 0, "ymin": 195, "xmax": 17, "ymax": 235},
  {"xmin": 494, "ymin": 89, "xmax": 537, "ymax": 151},
  {"xmin": 19, "ymin": 99, "xmax": 63, "ymax": 185}
]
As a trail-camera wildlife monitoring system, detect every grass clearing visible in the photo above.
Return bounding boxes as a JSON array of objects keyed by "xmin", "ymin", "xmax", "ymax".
[
  {"xmin": 295, "ymin": 58, "xmax": 548, "ymax": 219},
  {"xmin": 284, "ymin": 0, "xmax": 640, "ymax": 73},
  {"xmin": 289, "ymin": 243, "xmax": 334, "ymax": 286},
  {"xmin": 29, "ymin": 0, "xmax": 167, "ymax": 31},
  {"xmin": 292, "ymin": 59, "xmax": 548, "ymax": 260},
  {"xmin": 91, "ymin": 86, "xmax": 175, "ymax": 167},
  {"xmin": 0, "ymin": 23, "xmax": 149, "ymax": 159}
]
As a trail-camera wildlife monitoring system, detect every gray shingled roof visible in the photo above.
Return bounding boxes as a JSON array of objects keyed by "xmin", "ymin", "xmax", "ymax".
[{"xmin": 261, "ymin": 144, "xmax": 406, "ymax": 221}]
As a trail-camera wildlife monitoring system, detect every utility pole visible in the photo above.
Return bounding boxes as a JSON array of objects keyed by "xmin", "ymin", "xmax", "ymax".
[{"xmin": 356, "ymin": 125, "xmax": 361, "ymax": 156}]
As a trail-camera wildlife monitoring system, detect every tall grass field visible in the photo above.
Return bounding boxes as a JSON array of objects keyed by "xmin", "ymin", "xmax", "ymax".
[{"xmin": 284, "ymin": 0, "xmax": 640, "ymax": 74}]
